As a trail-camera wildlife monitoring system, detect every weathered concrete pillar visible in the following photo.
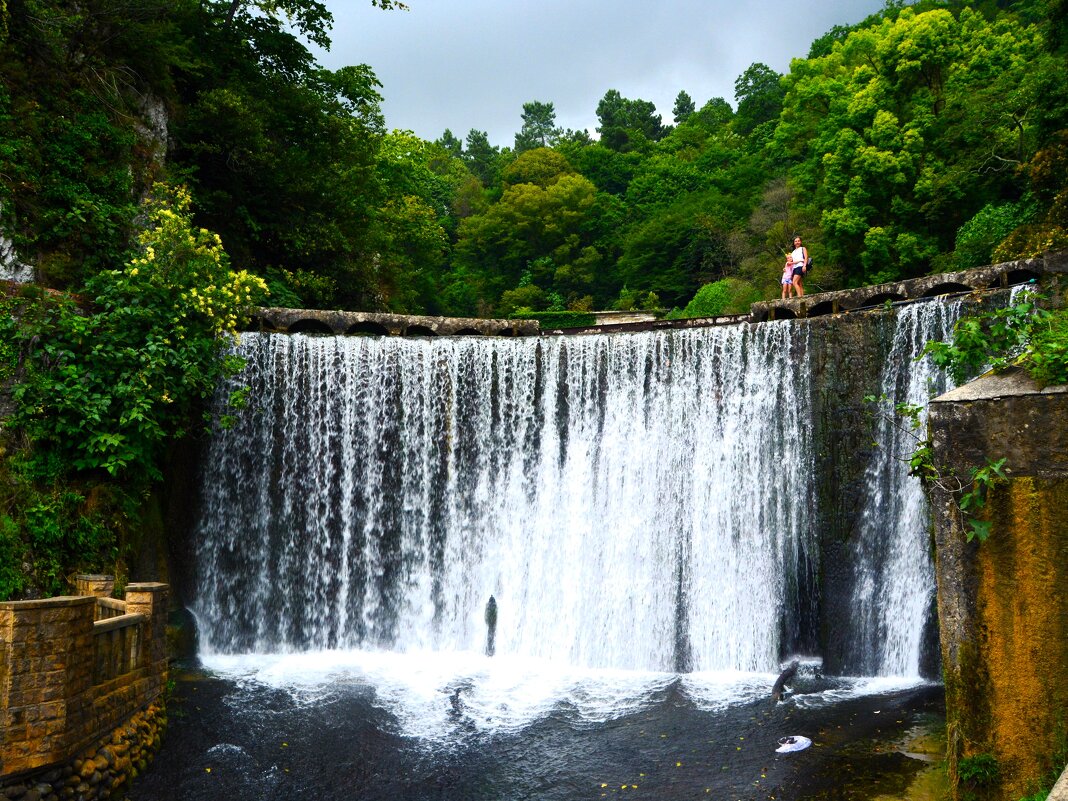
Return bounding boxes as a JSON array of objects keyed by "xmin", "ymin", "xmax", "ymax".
[
  {"xmin": 929, "ymin": 369, "xmax": 1068, "ymax": 801},
  {"xmin": 1049, "ymin": 763, "xmax": 1068, "ymax": 801},
  {"xmin": 0, "ymin": 596, "xmax": 96, "ymax": 776}
]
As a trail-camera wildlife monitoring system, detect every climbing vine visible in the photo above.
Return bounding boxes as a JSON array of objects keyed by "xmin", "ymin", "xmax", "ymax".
[{"xmin": 865, "ymin": 396, "xmax": 1007, "ymax": 542}]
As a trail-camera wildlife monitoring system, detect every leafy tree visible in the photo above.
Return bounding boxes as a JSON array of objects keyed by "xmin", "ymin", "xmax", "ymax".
[
  {"xmin": 501, "ymin": 147, "xmax": 574, "ymax": 188},
  {"xmin": 220, "ymin": 0, "xmax": 335, "ymax": 48},
  {"xmin": 448, "ymin": 174, "xmax": 601, "ymax": 313},
  {"xmin": 733, "ymin": 62, "xmax": 785, "ymax": 135},
  {"xmin": 694, "ymin": 97, "xmax": 734, "ymax": 130},
  {"xmin": 556, "ymin": 141, "xmax": 643, "ymax": 195},
  {"xmin": 514, "ymin": 100, "xmax": 562, "ymax": 153},
  {"xmin": 596, "ymin": 89, "xmax": 666, "ymax": 151},
  {"xmin": 615, "ymin": 192, "xmax": 739, "ymax": 306},
  {"xmin": 809, "ymin": 24, "xmax": 858, "ymax": 58},
  {"xmin": 625, "ymin": 154, "xmax": 713, "ymax": 213},
  {"xmin": 172, "ymin": 5, "xmax": 387, "ymax": 308},
  {"xmin": 673, "ymin": 90, "xmax": 696, "ymax": 123},
  {"xmin": 775, "ymin": 6, "xmax": 1056, "ymax": 284}
]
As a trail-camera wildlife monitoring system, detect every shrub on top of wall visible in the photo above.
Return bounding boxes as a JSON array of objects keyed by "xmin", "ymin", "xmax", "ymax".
[{"xmin": 512, "ymin": 310, "xmax": 597, "ymax": 329}]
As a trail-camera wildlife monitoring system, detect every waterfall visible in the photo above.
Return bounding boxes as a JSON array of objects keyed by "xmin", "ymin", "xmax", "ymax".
[
  {"xmin": 193, "ymin": 323, "xmax": 816, "ymax": 673},
  {"xmin": 848, "ymin": 298, "xmax": 962, "ymax": 677}
]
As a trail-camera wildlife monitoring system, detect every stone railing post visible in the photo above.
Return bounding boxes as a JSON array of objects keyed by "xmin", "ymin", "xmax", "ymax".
[
  {"xmin": 123, "ymin": 583, "xmax": 169, "ymax": 697},
  {"xmin": 0, "ymin": 596, "xmax": 96, "ymax": 776},
  {"xmin": 74, "ymin": 574, "xmax": 115, "ymax": 598}
]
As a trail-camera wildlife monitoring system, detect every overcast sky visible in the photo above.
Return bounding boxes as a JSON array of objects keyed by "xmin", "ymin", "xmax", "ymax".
[{"xmin": 313, "ymin": 1, "xmax": 884, "ymax": 148}]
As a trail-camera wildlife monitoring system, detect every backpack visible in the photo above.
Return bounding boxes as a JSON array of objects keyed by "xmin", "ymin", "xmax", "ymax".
[{"xmin": 803, "ymin": 248, "xmax": 813, "ymax": 272}]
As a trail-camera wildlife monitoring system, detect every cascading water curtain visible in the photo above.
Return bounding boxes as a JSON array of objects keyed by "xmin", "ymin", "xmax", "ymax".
[
  {"xmin": 849, "ymin": 299, "xmax": 962, "ymax": 677},
  {"xmin": 192, "ymin": 323, "xmax": 816, "ymax": 673}
]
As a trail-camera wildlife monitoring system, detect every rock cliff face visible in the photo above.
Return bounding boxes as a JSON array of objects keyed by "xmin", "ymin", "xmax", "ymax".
[{"xmin": 929, "ymin": 370, "xmax": 1068, "ymax": 801}]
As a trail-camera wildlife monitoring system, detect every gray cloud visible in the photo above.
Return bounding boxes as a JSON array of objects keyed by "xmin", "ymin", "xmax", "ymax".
[{"xmin": 316, "ymin": 0, "xmax": 883, "ymax": 147}]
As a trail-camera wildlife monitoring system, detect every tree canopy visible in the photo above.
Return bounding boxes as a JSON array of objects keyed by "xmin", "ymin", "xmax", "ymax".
[{"xmin": 2, "ymin": 0, "xmax": 1067, "ymax": 317}]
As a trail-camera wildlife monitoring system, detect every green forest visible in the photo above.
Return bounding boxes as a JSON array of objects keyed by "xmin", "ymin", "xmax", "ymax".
[
  {"xmin": 1, "ymin": 0, "xmax": 1068, "ymax": 597},
  {"xmin": 3, "ymin": 0, "xmax": 1068, "ymax": 320}
]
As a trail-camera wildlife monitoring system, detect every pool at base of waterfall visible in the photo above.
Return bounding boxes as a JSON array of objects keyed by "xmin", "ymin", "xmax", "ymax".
[{"xmin": 130, "ymin": 652, "xmax": 944, "ymax": 801}]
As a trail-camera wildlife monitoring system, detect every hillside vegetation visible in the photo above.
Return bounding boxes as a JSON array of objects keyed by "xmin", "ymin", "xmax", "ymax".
[{"xmin": 2, "ymin": 0, "xmax": 1067, "ymax": 317}]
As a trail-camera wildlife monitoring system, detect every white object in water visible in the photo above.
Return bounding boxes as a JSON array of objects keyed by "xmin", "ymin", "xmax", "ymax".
[{"xmin": 776, "ymin": 735, "xmax": 812, "ymax": 753}]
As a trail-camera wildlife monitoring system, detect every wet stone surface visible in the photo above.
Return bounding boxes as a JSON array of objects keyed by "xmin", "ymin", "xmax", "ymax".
[{"xmin": 130, "ymin": 672, "xmax": 943, "ymax": 801}]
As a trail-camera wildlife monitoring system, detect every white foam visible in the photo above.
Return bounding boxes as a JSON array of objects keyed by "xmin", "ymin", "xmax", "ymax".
[{"xmin": 207, "ymin": 650, "xmax": 680, "ymax": 741}]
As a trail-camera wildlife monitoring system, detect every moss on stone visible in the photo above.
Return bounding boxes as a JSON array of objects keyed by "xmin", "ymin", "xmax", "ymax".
[{"xmin": 963, "ymin": 477, "xmax": 1068, "ymax": 800}]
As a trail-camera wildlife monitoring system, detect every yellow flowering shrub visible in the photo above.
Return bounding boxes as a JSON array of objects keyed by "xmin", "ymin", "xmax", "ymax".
[{"xmin": 11, "ymin": 184, "xmax": 268, "ymax": 477}]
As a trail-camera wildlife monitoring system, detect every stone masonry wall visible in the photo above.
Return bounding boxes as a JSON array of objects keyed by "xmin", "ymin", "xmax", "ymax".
[
  {"xmin": 0, "ymin": 583, "xmax": 169, "ymax": 798},
  {"xmin": 929, "ymin": 371, "xmax": 1068, "ymax": 801},
  {"xmin": 0, "ymin": 702, "xmax": 166, "ymax": 801}
]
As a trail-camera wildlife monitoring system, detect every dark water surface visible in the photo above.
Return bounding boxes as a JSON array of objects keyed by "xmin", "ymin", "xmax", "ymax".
[{"xmin": 131, "ymin": 669, "xmax": 943, "ymax": 801}]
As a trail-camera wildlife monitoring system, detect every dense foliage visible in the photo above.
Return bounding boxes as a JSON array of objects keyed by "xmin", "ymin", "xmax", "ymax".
[
  {"xmin": 925, "ymin": 289, "xmax": 1068, "ymax": 386},
  {"xmin": 2, "ymin": 0, "xmax": 1067, "ymax": 320},
  {"xmin": 0, "ymin": 187, "xmax": 264, "ymax": 598},
  {"xmin": 10, "ymin": 186, "xmax": 266, "ymax": 477}
]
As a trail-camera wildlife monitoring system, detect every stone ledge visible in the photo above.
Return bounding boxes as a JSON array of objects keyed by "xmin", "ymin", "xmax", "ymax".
[
  {"xmin": 0, "ymin": 597, "xmax": 96, "ymax": 612},
  {"xmin": 933, "ymin": 367, "xmax": 1068, "ymax": 403},
  {"xmin": 929, "ymin": 369, "xmax": 1068, "ymax": 479}
]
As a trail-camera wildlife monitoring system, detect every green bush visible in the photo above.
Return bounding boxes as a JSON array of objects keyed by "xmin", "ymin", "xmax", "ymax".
[
  {"xmin": 0, "ymin": 514, "xmax": 26, "ymax": 600},
  {"xmin": 955, "ymin": 198, "xmax": 1037, "ymax": 270},
  {"xmin": 11, "ymin": 185, "xmax": 267, "ymax": 478},
  {"xmin": 0, "ymin": 186, "xmax": 267, "ymax": 599},
  {"xmin": 0, "ymin": 453, "xmax": 128, "ymax": 600},
  {"xmin": 514, "ymin": 310, "xmax": 597, "ymax": 329},
  {"xmin": 678, "ymin": 278, "xmax": 759, "ymax": 318},
  {"xmin": 0, "ymin": 289, "xmax": 18, "ymax": 383},
  {"xmin": 958, "ymin": 753, "xmax": 1000, "ymax": 785},
  {"xmin": 1027, "ymin": 307, "xmax": 1068, "ymax": 386},
  {"xmin": 925, "ymin": 291, "xmax": 1068, "ymax": 388}
]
